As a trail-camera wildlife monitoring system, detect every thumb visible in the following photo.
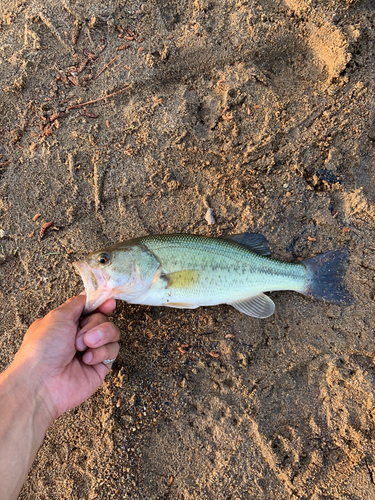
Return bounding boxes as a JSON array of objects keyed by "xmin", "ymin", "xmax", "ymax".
[{"xmin": 54, "ymin": 294, "xmax": 87, "ymax": 324}]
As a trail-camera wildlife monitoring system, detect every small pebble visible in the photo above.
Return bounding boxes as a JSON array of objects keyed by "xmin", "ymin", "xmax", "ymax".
[
  {"xmin": 0, "ymin": 229, "xmax": 5, "ymax": 238},
  {"xmin": 205, "ymin": 207, "xmax": 215, "ymax": 225}
]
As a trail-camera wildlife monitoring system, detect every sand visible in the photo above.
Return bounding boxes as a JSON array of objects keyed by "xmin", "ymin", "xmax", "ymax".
[{"xmin": 1, "ymin": 0, "xmax": 375, "ymax": 498}]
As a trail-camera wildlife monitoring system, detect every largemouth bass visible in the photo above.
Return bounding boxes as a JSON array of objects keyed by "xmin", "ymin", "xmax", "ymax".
[{"xmin": 74, "ymin": 232, "xmax": 353, "ymax": 317}]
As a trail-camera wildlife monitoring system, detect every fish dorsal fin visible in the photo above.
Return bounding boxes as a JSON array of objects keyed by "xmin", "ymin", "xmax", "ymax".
[
  {"xmin": 164, "ymin": 269, "xmax": 201, "ymax": 289},
  {"xmin": 225, "ymin": 232, "xmax": 271, "ymax": 256},
  {"xmin": 229, "ymin": 293, "xmax": 275, "ymax": 318}
]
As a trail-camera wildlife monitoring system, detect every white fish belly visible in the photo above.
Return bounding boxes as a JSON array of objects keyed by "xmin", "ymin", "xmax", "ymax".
[{"xmin": 126, "ymin": 267, "xmax": 307, "ymax": 309}]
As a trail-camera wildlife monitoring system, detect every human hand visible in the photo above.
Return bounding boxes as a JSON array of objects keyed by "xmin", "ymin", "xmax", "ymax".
[{"xmin": 12, "ymin": 294, "xmax": 120, "ymax": 422}]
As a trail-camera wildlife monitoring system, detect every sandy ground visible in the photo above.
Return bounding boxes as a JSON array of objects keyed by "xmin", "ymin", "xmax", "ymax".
[{"xmin": 1, "ymin": 0, "xmax": 375, "ymax": 498}]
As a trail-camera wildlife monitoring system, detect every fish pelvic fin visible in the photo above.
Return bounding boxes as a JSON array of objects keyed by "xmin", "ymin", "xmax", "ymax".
[
  {"xmin": 302, "ymin": 248, "xmax": 354, "ymax": 306},
  {"xmin": 229, "ymin": 293, "xmax": 275, "ymax": 318},
  {"xmin": 162, "ymin": 301, "xmax": 198, "ymax": 309}
]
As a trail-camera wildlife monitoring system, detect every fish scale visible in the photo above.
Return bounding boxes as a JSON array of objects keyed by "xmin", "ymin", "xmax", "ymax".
[{"xmin": 136, "ymin": 233, "xmax": 307, "ymax": 303}]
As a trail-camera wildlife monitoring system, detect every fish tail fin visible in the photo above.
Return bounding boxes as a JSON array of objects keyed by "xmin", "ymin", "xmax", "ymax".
[{"xmin": 302, "ymin": 248, "xmax": 354, "ymax": 306}]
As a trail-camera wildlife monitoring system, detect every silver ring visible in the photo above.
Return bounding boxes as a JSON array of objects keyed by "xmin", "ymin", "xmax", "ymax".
[{"xmin": 103, "ymin": 358, "xmax": 116, "ymax": 365}]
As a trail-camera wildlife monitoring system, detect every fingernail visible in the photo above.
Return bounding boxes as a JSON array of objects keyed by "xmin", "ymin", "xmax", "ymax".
[
  {"xmin": 83, "ymin": 351, "xmax": 93, "ymax": 364},
  {"xmin": 76, "ymin": 335, "xmax": 86, "ymax": 351},
  {"xmin": 85, "ymin": 329, "xmax": 102, "ymax": 346}
]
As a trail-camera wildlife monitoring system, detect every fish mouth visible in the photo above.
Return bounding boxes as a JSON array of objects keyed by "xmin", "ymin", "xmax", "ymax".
[{"xmin": 73, "ymin": 261, "xmax": 112, "ymax": 314}]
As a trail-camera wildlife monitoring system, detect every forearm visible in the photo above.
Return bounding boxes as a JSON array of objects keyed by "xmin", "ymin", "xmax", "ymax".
[
  {"xmin": 0, "ymin": 363, "xmax": 53, "ymax": 500},
  {"xmin": 0, "ymin": 295, "xmax": 119, "ymax": 499}
]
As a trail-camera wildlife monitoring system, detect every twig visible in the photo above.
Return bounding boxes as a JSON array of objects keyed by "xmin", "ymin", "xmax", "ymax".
[
  {"xmin": 93, "ymin": 55, "xmax": 118, "ymax": 80},
  {"xmin": 365, "ymin": 458, "xmax": 375, "ymax": 484},
  {"xmin": 59, "ymin": 95, "xmax": 75, "ymax": 106},
  {"xmin": 66, "ymin": 85, "xmax": 131, "ymax": 110},
  {"xmin": 39, "ymin": 221, "xmax": 53, "ymax": 241}
]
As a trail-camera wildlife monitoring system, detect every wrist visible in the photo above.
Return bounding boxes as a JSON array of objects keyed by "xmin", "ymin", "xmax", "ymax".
[
  {"xmin": 0, "ymin": 362, "xmax": 54, "ymax": 500},
  {"xmin": 2, "ymin": 360, "xmax": 55, "ymax": 432}
]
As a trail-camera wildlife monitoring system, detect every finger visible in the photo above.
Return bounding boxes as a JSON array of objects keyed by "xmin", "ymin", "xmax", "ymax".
[
  {"xmin": 97, "ymin": 298, "xmax": 116, "ymax": 316},
  {"xmin": 84, "ymin": 322, "xmax": 120, "ymax": 348},
  {"xmin": 78, "ymin": 311, "xmax": 108, "ymax": 330},
  {"xmin": 76, "ymin": 313, "xmax": 108, "ymax": 351},
  {"xmin": 53, "ymin": 295, "xmax": 87, "ymax": 324},
  {"xmin": 91, "ymin": 361, "xmax": 113, "ymax": 381},
  {"xmin": 79, "ymin": 299, "xmax": 116, "ymax": 322},
  {"xmin": 77, "ymin": 322, "xmax": 120, "ymax": 352},
  {"xmin": 82, "ymin": 341, "xmax": 119, "ymax": 366}
]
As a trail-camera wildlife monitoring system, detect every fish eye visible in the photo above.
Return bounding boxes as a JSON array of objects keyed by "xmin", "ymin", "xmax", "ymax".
[{"xmin": 97, "ymin": 253, "xmax": 110, "ymax": 265}]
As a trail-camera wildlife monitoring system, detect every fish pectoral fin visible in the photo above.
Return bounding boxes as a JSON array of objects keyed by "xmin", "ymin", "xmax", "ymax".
[
  {"xmin": 229, "ymin": 293, "xmax": 275, "ymax": 318},
  {"xmin": 224, "ymin": 232, "xmax": 271, "ymax": 256},
  {"xmin": 164, "ymin": 269, "xmax": 201, "ymax": 289}
]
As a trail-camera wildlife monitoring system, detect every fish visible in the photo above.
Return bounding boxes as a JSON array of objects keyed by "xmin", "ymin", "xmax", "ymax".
[{"xmin": 73, "ymin": 232, "xmax": 353, "ymax": 317}]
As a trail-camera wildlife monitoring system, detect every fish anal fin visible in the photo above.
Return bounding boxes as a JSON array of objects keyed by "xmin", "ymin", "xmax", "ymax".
[
  {"xmin": 225, "ymin": 232, "xmax": 271, "ymax": 256},
  {"xmin": 165, "ymin": 269, "xmax": 201, "ymax": 289},
  {"xmin": 229, "ymin": 293, "xmax": 275, "ymax": 318}
]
